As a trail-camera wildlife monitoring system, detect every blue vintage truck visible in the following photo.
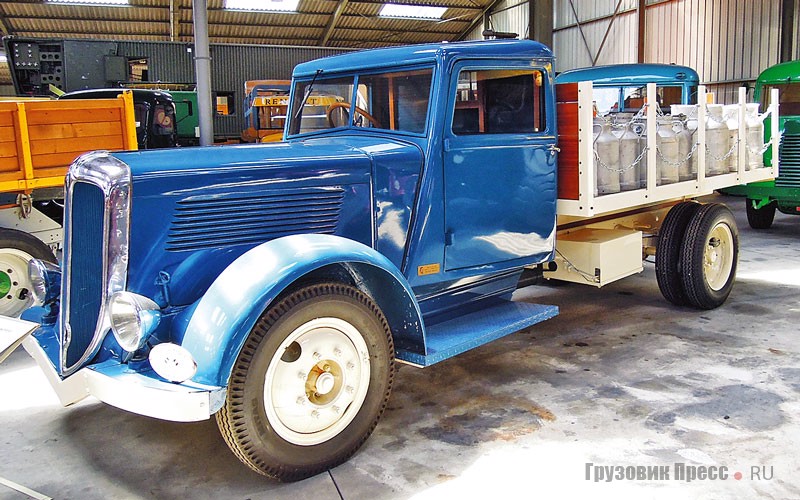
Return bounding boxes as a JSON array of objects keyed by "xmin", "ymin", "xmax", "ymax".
[{"xmin": 1, "ymin": 40, "xmax": 779, "ymax": 481}]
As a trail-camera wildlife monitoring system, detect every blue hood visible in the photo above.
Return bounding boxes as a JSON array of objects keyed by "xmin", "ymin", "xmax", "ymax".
[{"xmin": 112, "ymin": 136, "xmax": 423, "ymax": 307}]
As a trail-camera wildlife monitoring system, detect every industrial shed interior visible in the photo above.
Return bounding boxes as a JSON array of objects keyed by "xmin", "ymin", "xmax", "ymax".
[{"xmin": 0, "ymin": 0, "xmax": 799, "ymax": 499}]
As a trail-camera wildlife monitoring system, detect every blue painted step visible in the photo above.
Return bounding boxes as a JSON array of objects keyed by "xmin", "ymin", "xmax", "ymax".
[{"xmin": 396, "ymin": 300, "xmax": 559, "ymax": 367}]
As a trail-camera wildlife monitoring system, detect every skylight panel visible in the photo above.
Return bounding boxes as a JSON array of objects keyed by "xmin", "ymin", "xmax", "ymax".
[
  {"xmin": 379, "ymin": 3, "xmax": 447, "ymax": 19},
  {"xmin": 47, "ymin": 0, "xmax": 129, "ymax": 5},
  {"xmin": 224, "ymin": 0, "xmax": 300, "ymax": 12}
]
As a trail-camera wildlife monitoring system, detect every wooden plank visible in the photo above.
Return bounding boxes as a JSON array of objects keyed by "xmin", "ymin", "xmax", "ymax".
[
  {"xmin": 25, "ymin": 108, "xmax": 121, "ymax": 126},
  {"xmin": 28, "ymin": 121, "xmax": 123, "ymax": 140},
  {"xmin": 0, "ymin": 126, "xmax": 16, "ymax": 143},
  {"xmin": 27, "ymin": 170, "xmax": 69, "ymax": 185},
  {"xmin": 0, "ymin": 112, "xmax": 14, "ymax": 127},
  {"xmin": 0, "ymin": 141, "xmax": 19, "ymax": 159},
  {"xmin": 30, "ymin": 135, "xmax": 124, "ymax": 156},
  {"xmin": 557, "ymin": 135, "xmax": 580, "ymax": 200},
  {"xmin": 30, "ymin": 151, "xmax": 99, "ymax": 169},
  {"xmin": 0, "ymin": 157, "xmax": 21, "ymax": 174},
  {"xmin": 556, "ymin": 82, "xmax": 579, "ymax": 103}
]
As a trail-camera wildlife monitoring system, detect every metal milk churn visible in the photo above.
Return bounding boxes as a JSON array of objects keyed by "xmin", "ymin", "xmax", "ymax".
[
  {"xmin": 723, "ymin": 104, "xmax": 740, "ymax": 172},
  {"xmin": 656, "ymin": 117, "xmax": 680, "ymax": 185},
  {"xmin": 632, "ymin": 120, "xmax": 648, "ymax": 188},
  {"xmin": 746, "ymin": 103, "xmax": 764, "ymax": 170},
  {"xmin": 671, "ymin": 104, "xmax": 698, "ymax": 179},
  {"xmin": 670, "ymin": 113, "xmax": 693, "ymax": 181},
  {"xmin": 705, "ymin": 104, "xmax": 729, "ymax": 176},
  {"xmin": 593, "ymin": 118, "xmax": 621, "ymax": 195},
  {"xmin": 618, "ymin": 122, "xmax": 641, "ymax": 191}
]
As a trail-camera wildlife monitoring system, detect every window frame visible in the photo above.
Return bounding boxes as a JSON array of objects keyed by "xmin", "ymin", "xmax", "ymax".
[
  {"xmin": 287, "ymin": 64, "xmax": 436, "ymax": 139},
  {"xmin": 447, "ymin": 62, "xmax": 552, "ymax": 138}
]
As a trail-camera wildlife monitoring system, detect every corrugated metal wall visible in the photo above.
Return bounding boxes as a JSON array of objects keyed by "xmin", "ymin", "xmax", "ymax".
[
  {"xmin": 114, "ymin": 41, "xmax": 350, "ymax": 138},
  {"xmin": 554, "ymin": 0, "xmax": 789, "ymax": 102},
  {"xmin": 468, "ymin": 0, "xmax": 797, "ymax": 103},
  {"xmin": 463, "ymin": 0, "xmax": 530, "ymax": 41}
]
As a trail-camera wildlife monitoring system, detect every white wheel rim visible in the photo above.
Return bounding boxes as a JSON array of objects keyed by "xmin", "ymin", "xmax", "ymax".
[
  {"xmin": 704, "ymin": 222, "xmax": 734, "ymax": 291},
  {"xmin": 264, "ymin": 317, "xmax": 371, "ymax": 446},
  {"xmin": 0, "ymin": 249, "xmax": 36, "ymax": 317}
]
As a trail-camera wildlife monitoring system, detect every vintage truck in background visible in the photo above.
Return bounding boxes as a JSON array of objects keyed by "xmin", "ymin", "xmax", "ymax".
[
  {"xmin": 722, "ymin": 59, "xmax": 800, "ymax": 228},
  {"xmin": 0, "ymin": 89, "xmax": 179, "ymax": 318},
  {"xmin": 2, "ymin": 40, "xmax": 779, "ymax": 481}
]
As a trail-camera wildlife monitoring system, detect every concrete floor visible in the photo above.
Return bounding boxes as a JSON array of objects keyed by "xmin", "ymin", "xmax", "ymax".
[{"xmin": 1, "ymin": 194, "xmax": 799, "ymax": 500}]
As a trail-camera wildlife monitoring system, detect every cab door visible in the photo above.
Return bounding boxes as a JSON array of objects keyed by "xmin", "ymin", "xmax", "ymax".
[{"xmin": 443, "ymin": 62, "xmax": 557, "ymax": 271}]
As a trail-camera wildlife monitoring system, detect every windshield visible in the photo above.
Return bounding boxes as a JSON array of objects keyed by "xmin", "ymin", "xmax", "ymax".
[
  {"xmin": 288, "ymin": 68, "xmax": 433, "ymax": 136},
  {"xmin": 761, "ymin": 83, "xmax": 800, "ymax": 115}
]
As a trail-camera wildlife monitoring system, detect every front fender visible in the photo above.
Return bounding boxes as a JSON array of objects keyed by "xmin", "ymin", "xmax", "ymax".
[{"xmin": 174, "ymin": 234, "xmax": 424, "ymax": 387}]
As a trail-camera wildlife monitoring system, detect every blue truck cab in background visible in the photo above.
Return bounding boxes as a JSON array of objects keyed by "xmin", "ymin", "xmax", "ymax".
[
  {"xmin": 18, "ymin": 39, "xmax": 562, "ymax": 481},
  {"xmin": 556, "ymin": 63, "xmax": 700, "ymax": 113}
]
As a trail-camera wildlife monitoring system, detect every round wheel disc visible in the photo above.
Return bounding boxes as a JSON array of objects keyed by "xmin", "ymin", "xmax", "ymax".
[
  {"xmin": 704, "ymin": 222, "xmax": 734, "ymax": 291},
  {"xmin": 0, "ymin": 248, "xmax": 36, "ymax": 317},
  {"xmin": 265, "ymin": 317, "xmax": 371, "ymax": 446}
]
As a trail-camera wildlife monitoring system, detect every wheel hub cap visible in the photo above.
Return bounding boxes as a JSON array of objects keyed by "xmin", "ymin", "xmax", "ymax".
[
  {"xmin": 704, "ymin": 223, "xmax": 734, "ymax": 291},
  {"xmin": 264, "ymin": 317, "xmax": 371, "ymax": 446}
]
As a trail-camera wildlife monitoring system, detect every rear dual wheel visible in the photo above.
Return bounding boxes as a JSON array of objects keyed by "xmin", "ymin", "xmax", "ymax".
[
  {"xmin": 216, "ymin": 283, "xmax": 394, "ymax": 482},
  {"xmin": 656, "ymin": 202, "xmax": 738, "ymax": 309}
]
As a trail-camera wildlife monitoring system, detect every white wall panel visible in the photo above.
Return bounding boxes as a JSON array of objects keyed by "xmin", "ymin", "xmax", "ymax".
[{"xmin": 553, "ymin": 11, "xmax": 637, "ymax": 71}]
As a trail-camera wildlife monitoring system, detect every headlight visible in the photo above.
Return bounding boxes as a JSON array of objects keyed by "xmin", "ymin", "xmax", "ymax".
[
  {"xmin": 108, "ymin": 291, "xmax": 161, "ymax": 352},
  {"xmin": 28, "ymin": 259, "xmax": 61, "ymax": 305}
]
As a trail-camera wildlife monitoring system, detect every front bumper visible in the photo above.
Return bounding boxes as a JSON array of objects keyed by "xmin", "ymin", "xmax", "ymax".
[{"xmin": 22, "ymin": 335, "xmax": 226, "ymax": 422}]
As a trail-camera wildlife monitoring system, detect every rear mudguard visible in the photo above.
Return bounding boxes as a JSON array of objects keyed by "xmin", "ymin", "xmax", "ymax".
[{"xmin": 173, "ymin": 233, "xmax": 425, "ymax": 387}]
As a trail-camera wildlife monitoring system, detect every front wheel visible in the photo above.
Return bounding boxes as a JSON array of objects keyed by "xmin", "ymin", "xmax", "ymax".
[
  {"xmin": 0, "ymin": 228, "xmax": 58, "ymax": 317},
  {"xmin": 745, "ymin": 199, "xmax": 776, "ymax": 229},
  {"xmin": 216, "ymin": 283, "xmax": 394, "ymax": 481},
  {"xmin": 679, "ymin": 204, "xmax": 739, "ymax": 309}
]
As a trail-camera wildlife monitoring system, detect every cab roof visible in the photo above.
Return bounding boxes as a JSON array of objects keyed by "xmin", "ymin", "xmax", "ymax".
[
  {"xmin": 556, "ymin": 63, "xmax": 699, "ymax": 85},
  {"xmin": 756, "ymin": 60, "xmax": 800, "ymax": 86},
  {"xmin": 292, "ymin": 39, "xmax": 554, "ymax": 79}
]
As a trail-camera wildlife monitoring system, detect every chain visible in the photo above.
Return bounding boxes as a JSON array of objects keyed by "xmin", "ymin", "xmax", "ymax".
[
  {"xmin": 747, "ymin": 141, "xmax": 772, "ymax": 156},
  {"xmin": 593, "ymin": 146, "xmax": 648, "ymax": 173},
  {"xmin": 656, "ymin": 142, "xmax": 699, "ymax": 167},
  {"xmin": 705, "ymin": 140, "xmax": 740, "ymax": 162}
]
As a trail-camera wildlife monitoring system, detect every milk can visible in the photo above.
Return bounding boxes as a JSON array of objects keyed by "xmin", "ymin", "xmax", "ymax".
[
  {"xmin": 671, "ymin": 116, "xmax": 693, "ymax": 181},
  {"xmin": 593, "ymin": 119, "xmax": 621, "ymax": 195},
  {"xmin": 632, "ymin": 120, "xmax": 648, "ymax": 188},
  {"xmin": 671, "ymin": 104, "xmax": 698, "ymax": 179},
  {"xmin": 705, "ymin": 104, "xmax": 729, "ymax": 176},
  {"xmin": 618, "ymin": 122, "xmax": 642, "ymax": 191},
  {"xmin": 723, "ymin": 104, "xmax": 740, "ymax": 172},
  {"xmin": 656, "ymin": 117, "xmax": 680, "ymax": 185},
  {"xmin": 746, "ymin": 103, "xmax": 764, "ymax": 170}
]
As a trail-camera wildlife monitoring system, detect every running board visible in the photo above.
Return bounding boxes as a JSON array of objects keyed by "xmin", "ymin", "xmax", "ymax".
[{"xmin": 396, "ymin": 301, "xmax": 559, "ymax": 367}]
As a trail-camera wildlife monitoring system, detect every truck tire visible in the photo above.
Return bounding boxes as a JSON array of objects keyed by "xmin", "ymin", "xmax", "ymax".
[
  {"xmin": 679, "ymin": 203, "xmax": 738, "ymax": 310},
  {"xmin": 745, "ymin": 199, "xmax": 775, "ymax": 229},
  {"xmin": 655, "ymin": 201, "xmax": 700, "ymax": 306},
  {"xmin": 216, "ymin": 283, "xmax": 395, "ymax": 481},
  {"xmin": 0, "ymin": 228, "xmax": 57, "ymax": 317}
]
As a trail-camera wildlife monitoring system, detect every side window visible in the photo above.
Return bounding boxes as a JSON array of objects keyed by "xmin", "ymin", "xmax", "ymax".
[
  {"xmin": 358, "ymin": 69, "xmax": 432, "ymax": 133},
  {"xmin": 452, "ymin": 69, "xmax": 546, "ymax": 135}
]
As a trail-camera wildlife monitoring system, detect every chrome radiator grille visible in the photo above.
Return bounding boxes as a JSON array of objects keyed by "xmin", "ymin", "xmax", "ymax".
[
  {"xmin": 63, "ymin": 181, "xmax": 105, "ymax": 368},
  {"xmin": 60, "ymin": 151, "xmax": 131, "ymax": 376}
]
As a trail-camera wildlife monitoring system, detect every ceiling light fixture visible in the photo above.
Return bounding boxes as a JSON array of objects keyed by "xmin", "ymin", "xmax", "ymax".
[
  {"xmin": 379, "ymin": 3, "xmax": 447, "ymax": 19},
  {"xmin": 224, "ymin": 0, "xmax": 300, "ymax": 12}
]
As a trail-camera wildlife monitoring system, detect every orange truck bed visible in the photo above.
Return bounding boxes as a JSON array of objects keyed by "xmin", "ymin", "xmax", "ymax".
[{"xmin": 0, "ymin": 92, "xmax": 138, "ymax": 194}]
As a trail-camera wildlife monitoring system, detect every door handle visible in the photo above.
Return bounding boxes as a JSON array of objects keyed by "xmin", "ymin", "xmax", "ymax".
[{"xmin": 548, "ymin": 145, "xmax": 561, "ymax": 154}]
